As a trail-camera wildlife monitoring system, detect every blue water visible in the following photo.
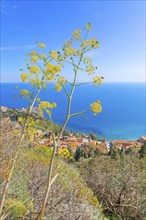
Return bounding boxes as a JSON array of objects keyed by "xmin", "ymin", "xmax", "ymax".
[{"xmin": 0, "ymin": 82, "xmax": 145, "ymax": 140}]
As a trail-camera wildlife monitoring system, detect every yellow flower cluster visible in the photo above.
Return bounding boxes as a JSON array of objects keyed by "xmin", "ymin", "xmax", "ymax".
[
  {"xmin": 54, "ymin": 65, "xmax": 61, "ymax": 72},
  {"xmin": 18, "ymin": 116, "xmax": 24, "ymax": 123},
  {"xmin": 85, "ymin": 22, "xmax": 93, "ymax": 32},
  {"xmin": 64, "ymin": 41, "xmax": 72, "ymax": 47},
  {"xmin": 58, "ymin": 76, "xmax": 67, "ymax": 86},
  {"xmin": 27, "ymin": 126, "xmax": 38, "ymax": 142},
  {"xmin": 38, "ymin": 101, "xmax": 57, "ymax": 115},
  {"xmin": 72, "ymin": 29, "xmax": 81, "ymax": 40},
  {"xmin": 86, "ymin": 65, "xmax": 95, "ymax": 75},
  {"xmin": 55, "ymin": 83, "xmax": 62, "ymax": 92},
  {"xmin": 30, "ymin": 66, "xmax": 40, "ymax": 74},
  {"xmin": 81, "ymin": 38, "xmax": 99, "ymax": 49},
  {"xmin": 20, "ymin": 89, "xmax": 29, "ymax": 98},
  {"xmin": 90, "ymin": 38, "xmax": 99, "ymax": 48},
  {"xmin": 81, "ymin": 40, "xmax": 90, "ymax": 48},
  {"xmin": 93, "ymin": 76, "xmax": 103, "ymax": 86},
  {"xmin": 63, "ymin": 46, "xmax": 77, "ymax": 57},
  {"xmin": 38, "ymin": 43, "xmax": 46, "ymax": 48},
  {"xmin": 46, "ymin": 76, "xmax": 53, "ymax": 81},
  {"xmin": 62, "ymin": 39, "xmax": 78, "ymax": 57},
  {"xmin": 27, "ymin": 117, "xmax": 35, "ymax": 127},
  {"xmin": 49, "ymin": 50, "xmax": 58, "ymax": 60},
  {"xmin": 28, "ymin": 78, "xmax": 39, "ymax": 86},
  {"xmin": 45, "ymin": 63, "xmax": 61, "ymax": 81},
  {"xmin": 30, "ymin": 55, "xmax": 39, "ymax": 63},
  {"xmin": 39, "ymin": 53, "xmax": 46, "ymax": 59},
  {"xmin": 29, "ymin": 50, "xmax": 37, "ymax": 56},
  {"xmin": 55, "ymin": 76, "xmax": 67, "ymax": 92},
  {"xmin": 90, "ymin": 100, "xmax": 102, "ymax": 115},
  {"xmin": 58, "ymin": 148, "xmax": 70, "ymax": 159},
  {"xmin": 45, "ymin": 62, "xmax": 54, "ymax": 73},
  {"xmin": 20, "ymin": 73, "xmax": 29, "ymax": 82},
  {"xmin": 84, "ymin": 57, "xmax": 92, "ymax": 64}
]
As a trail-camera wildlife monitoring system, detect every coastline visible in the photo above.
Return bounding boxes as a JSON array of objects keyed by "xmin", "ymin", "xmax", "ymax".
[
  {"xmin": 0, "ymin": 82, "xmax": 145, "ymax": 141},
  {"xmin": 64, "ymin": 124, "xmax": 143, "ymax": 141},
  {"xmin": 1, "ymin": 105, "xmax": 145, "ymax": 142}
]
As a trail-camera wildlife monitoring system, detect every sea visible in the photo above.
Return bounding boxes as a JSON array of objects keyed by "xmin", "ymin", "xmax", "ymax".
[{"xmin": 0, "ymin": 82, "xmax": 145, "ymax": 141}]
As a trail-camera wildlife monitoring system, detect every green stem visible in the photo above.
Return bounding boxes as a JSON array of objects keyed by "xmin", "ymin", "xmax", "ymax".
[
  {"xmin": 37, "ymin": 133, "xmax": 57, "ymax": 220},
  {"xmin": 75, "ymin": 81, "xmax": 93, "ymax": 86},
  {"xmin": 37, "ymin": 46, "xmax": 86, "ymax": 220},
  {"xmin": 64, "ymin": 60, "xmax": 84, "ymax": 71},
  {"xmin": 70, "ymin": 109, "xmax": 90, "ymax": 118},
  {"xmin": 63, "ymin": 86, "xmax": 70, "ymax": 98}
]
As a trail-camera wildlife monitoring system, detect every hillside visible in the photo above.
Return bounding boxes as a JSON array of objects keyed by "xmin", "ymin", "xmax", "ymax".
[
  {"xmin": 0, "ymin": 112, "xmax": 108, "ymax": 220},
  {"xmin": 0, "ymin": 108, "xmax": 146, "ymax": 220}
]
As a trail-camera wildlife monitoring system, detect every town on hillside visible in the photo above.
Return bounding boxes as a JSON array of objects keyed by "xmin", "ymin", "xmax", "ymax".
[{"xmin": 1, "ymin": 106, "xmax": 145, "ymax": 156}]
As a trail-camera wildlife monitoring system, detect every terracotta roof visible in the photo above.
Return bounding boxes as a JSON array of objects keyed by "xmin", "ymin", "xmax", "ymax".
[
  {"xmin": 122, "ymin": 143, "xmax": 133, "ymax": 147},
  {"xmin": 68, "ymin": 142, "xmax": 80, "ymax": 147}
]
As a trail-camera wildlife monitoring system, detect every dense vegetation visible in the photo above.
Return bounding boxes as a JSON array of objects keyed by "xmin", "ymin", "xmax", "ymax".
[
  {"xmin": 0, "ymin": 118, "xmax": 107, "ymax": 220},
  {"xmin": 0, "ymin": 108, "xmax": 65, "ymax": 134},
  {"xmin": 78, "ymin": 154, "xmax": 146, "ymax": 220},
  {"xmin": 1, "ymin": 114, "xmax": 146, "ymax": 219}
]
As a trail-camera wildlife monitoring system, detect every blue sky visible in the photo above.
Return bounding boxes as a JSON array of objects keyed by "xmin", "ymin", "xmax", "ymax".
[{"xmin": 0, "ymin": 0, "xmax": 145, "ymax": 82}]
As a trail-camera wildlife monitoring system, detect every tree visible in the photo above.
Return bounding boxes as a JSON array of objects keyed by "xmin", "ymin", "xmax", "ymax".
[
  {"xmin": 139, "ymin": 141, "xmax": 146, "ymax": 159},
  {"xmin": 0, "ymin": 23, "xmax": 103, "ymax": 219},
  {"xmin": 74, "ymin": 147, "xmax": 84, "ymax": 161},
  {"xmin": 89, "ymin": 132, "xmax": 98, "ymax": 140},
  {"xmin": 79, "ymin": 156, "xmax": 146, "ymax": 220}
]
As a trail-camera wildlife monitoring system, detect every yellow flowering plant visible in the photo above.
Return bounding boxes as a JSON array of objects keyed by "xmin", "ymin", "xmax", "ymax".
[
  {"xmin": 0, "ymin": 23, "xmax": 104, "ymax": 220},
  {"xmin": 93, "ymin": 76, "xmax": 103, "ymax": 86},
  {"xmin": 58, "ymin": 148, "xmax": 70, "ymax": 160},
  {"xmin": 90, "ymin": 100, "xmax": 102, "ymax": 116},
  {"xmin": 37, "ymin": 42, "xmax": 46, "ymax": 48},
  {"xmin": 20, "ymin": 89, "xmax": 29, "ymax": 98},
  {"xmin": 18, "ymin": 116, "xmax": 25, "ymax": 123}
]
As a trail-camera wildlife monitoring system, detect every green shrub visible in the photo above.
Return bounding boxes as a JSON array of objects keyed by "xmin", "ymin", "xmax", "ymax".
[{"xmin": 7, "ymin": 199, "xmax": 27, "ymax": 218}]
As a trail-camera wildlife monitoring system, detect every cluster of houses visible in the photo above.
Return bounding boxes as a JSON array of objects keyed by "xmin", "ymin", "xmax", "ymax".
[
  {"xmin": 1, "ymin": 106, "xmax": 145, "ymax": 154},
  {"xmin": 110, "ymin": 138, "xmax": 145, "ymax": 150},
  {"xmin": 34, "ymin": 129, "xmax": 145, "ymax": 154},
  {"xmin": 35, "ymin": 131, "xmax": 98, "ymax": 152}
]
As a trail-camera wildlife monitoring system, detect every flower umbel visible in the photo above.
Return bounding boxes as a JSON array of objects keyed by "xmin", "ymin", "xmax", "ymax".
[
  {"xmin": 37, "ymin": 43, "xmax": 46, "ymax": 48},
  {"xmin": 58, "ymin": 148, "xmax": 70, "ymax": 160},
  {"xmin": 20, "ymin": 73, "xmax": 29, "ymax": 82},
  {"xmin": 58, "ymin": 76, "xmax": 67, "ymax": 86},
  {"xmin": 90, "ymin": 100, "xmax": 102, "ymax": 115},
  {"xmin": 29, "ymin": 50, "xmax": 37, "ymax": 56},
  {"xmin": 29, "ymin": 66, "xmax": 40, "ymax": 74},
  {"xmin": 72, "ymin": 29, "xmax": 81, "ymax": 40},
  {"xmin": 55, "ymin": 83, "xmax": 62, "ymax": 92},
  {"xmin": 20, "ymin": 89, "xmax": 29, "ymax": 98},
  {"xmin": 85, "ymin": 22, "xmax": 93, "ymax": 32},
  {"xmin": 38, "ymin": 101, "xmax": 57, "ymax": 115},
  {"xmin": 50, "ymin": 50, "xmax": 58, "ymax": 60},
  {"xmin": 18, "ymin": 116, "xmax": 24, "ymax": 123},
  {"xmin": 85, "ymin": 65, "xmax": 96, "ymax": 75},
  {"xmin": 30, "ymin": 55, "xmax": 39, "ymax": 63},
  {"xmin": 93, "ymin": 76, "xmax": 103, "ymax": 86}
]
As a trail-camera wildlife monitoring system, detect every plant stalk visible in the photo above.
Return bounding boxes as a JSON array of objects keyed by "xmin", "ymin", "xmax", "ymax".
[
  {"xmin": 0, "ymin": 87, "xmax": 42, "ymax": 217},
  {"xmin": 37, "ymin": 48, "xmax": 86, "ymax": 220}
]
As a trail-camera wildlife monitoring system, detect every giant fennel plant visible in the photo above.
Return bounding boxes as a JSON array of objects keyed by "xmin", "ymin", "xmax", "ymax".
[{"xmin": 0, "ymin": 23, "xmax": 103, "ymax": 220}]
